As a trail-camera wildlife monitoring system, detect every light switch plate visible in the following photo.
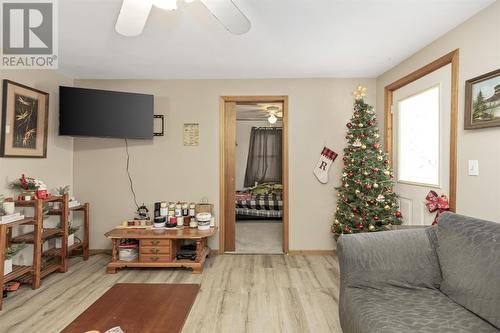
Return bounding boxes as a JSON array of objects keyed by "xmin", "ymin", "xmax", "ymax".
[{"xmin": 468, "ymin": 160, "xmax": 479, "ymax": 176}]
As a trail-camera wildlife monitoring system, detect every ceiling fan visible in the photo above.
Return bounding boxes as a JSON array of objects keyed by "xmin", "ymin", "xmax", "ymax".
[
  {"xmin": 115, "ymin": 0, "xmax": 251, "ymax": 37},
  {"xmin": 266, "ymin": 106, "xmax": 282, "ymax": 124}
]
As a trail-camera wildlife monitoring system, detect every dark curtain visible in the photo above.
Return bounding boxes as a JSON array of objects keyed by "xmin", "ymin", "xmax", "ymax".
[{"xmin": 244, "ymin": 127, "xmax": 283, "ymax": 188}]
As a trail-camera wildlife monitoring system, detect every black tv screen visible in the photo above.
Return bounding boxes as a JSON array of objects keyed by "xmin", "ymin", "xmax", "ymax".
[{"xmin": 59, "ymin": 86, "xmax": 154, "ymax": 139}]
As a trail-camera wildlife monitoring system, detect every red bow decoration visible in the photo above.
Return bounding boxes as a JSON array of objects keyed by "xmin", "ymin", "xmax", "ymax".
[{"xmin": 425, "ymin": 190, "xmax": 449, "ymax": 224}]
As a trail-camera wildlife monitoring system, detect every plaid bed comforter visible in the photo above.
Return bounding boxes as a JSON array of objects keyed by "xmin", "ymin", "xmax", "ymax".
[
  {"xmin": 236, "ymin": 194, "xmax": 282, "ymax": 210},
  {"xmin": 235, "ymin": 194, "xmax": 283, "ymax": 218}
]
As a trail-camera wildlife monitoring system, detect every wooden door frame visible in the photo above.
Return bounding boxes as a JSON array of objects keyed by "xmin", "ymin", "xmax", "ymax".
[
  {"xmin": 219, "ymin": 96, "xmax": 289, "ymax": 254},
  {"xmin": 384, "ymin": 49, "xmax": 459, "ymax": 212}
]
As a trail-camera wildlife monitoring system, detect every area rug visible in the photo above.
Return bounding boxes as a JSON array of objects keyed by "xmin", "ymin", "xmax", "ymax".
[{"xmin": 61, "ymin": 283, "xmax": 200, "ymax": 333}]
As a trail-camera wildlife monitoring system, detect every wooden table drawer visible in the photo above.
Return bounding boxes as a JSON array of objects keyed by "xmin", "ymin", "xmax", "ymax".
[
  {"xmin": 140, "ymin": 246, "xmax": 170, "ymax": 255},
  {"xmin": 140, "ymin": 239, "xmax": 171, "ymax": 247},
  {"xmin": 140, "ymin": 254, "xmax": 172, "ymax": 263}
]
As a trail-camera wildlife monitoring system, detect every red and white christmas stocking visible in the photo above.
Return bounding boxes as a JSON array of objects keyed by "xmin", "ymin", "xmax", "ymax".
[{"xmin": 314, "ymin": 147, "xmax": 338, "ymax": 184}]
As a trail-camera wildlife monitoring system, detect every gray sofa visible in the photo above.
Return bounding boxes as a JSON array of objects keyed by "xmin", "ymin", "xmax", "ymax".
[{"xmin": 337, "ymin": 212, "xmax": 500, "ymax": 333}]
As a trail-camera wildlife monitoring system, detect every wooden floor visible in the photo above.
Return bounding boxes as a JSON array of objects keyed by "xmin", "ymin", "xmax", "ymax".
[{"xmin": 0, "ymin": 254, "xmax": 342, "ymax": 333}]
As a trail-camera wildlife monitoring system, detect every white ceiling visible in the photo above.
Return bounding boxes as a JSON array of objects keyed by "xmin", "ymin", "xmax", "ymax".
[
  {"xmin": 236, "ymin": 103, "xmax": 283, "ymax": 120},
  {"xmin": 59, "ymin": 0, "xmax": 494, "ymax": 79}
]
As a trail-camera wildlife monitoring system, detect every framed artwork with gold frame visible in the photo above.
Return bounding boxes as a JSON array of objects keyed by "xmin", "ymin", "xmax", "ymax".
[
  {"xmin": 464, "ymin": 69, "xmax": 500, "ymax": 130},
  {"xmin": 1, "ymin": 80, "xmax": 49, "ymax": 158}
]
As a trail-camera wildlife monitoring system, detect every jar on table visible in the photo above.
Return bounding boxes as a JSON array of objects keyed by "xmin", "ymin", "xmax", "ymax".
[
  {"xmin": 174, "ymin": 203, "xmax": 182, "ymax": 217},
  {"xmin": 182, "ymin": 202, "xmax": 189, "ymax": 216},
  {"xmin": 159, "ymin": 201, "xmax": 168, "ymax": 216},
  {"xmin": 168, "ymin": 203, "xmax": 175, "ymax": 217},
  {"xmin": 189, "ymin": 203, "xmax": 196, "ymax": 217}
]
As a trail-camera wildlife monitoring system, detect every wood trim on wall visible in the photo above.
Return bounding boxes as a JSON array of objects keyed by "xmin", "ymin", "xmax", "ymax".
[
  {"xmin": 219, "ymin": 96, "xmax": 289, "ymax": 254},
  {"xmin": 384, "ymin": 49, "xmax": 459, "ymax": 212}
]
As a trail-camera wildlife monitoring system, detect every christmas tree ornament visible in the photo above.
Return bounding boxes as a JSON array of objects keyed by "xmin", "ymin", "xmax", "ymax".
[
  {"xmin": 346, "ymin": 122, "xmax": 353, "ymax": 128},
  {"xmin": 353, "ymin": 139, "xmax": 362, "ymax": 147},
  {"xmin": 373, "ymin": 215, "xmax": 380, "ymax": 221},
  {"xmin": 363, "ymin": 171, "xmax": 368, "ymax": 176},
  {"xmin": 368, "ymin": 224, "xmax": 376, "ymax": 231},
  {"xmin": 384, "ymin": 170, "xmax": 390, "ymax": 176},
  {"xmin": 361, "ymin": 144, "xmax": 367, "ymax": 150},
  {"xmin": 395, "ymin": 211, "xmax": 402, "ymax": 218},
  {"xmin": 353, "ymin": 85, "xmax": 367, "ymax": 100},
  {"xmin": 384, "ymin": 205, "xmax": 390, "ymax": 210},
  {"xmin": 313, "ymin": 146, "xmax": 338, "ymax": 184},
  {"xmin": 376, "ymin": 194, "xmax": 385, "ymax": 202},
  {"xmin": 373, "ymin": 183, "xmax": 379, "ymax": 189},
  {"xmin": 358, "ymin": 123, "xmax": 364, "ymax": 127}
]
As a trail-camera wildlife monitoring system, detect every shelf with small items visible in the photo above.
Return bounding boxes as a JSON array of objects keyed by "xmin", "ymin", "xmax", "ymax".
[{"xmin": 11, "ymin": 228, "xmax": 63, "ymax": 244}]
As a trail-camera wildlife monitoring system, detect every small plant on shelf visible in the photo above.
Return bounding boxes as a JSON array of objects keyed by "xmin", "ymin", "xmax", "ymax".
[
  {"xmin": 54, "ymin": 185, "xmax": 70, "ymax": 196},
  {"xmin": 57, "ymin": 221, "xmax": 80, "ymax": 235},
  {"xmin": 6, "ymin": 243, "xmax": 27, "ymax": 260},
  {"xmin": 9, "ymin": 174, "xmax": 39, "ymax": 191}
]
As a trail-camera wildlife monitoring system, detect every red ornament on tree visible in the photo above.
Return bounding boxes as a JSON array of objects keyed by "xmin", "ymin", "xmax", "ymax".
[
  {"xmin": 356, "ymin": 223, "xmax": 364, "ymax": 230},
  {"xmin": 348, "ymin": 172, "xmax": 354, "ymax": 178},
  {"xmin": 395, "ymin": 211, "xmax": 402, "ymax": 218},
  {"xmin": 383, "ymin": 160, "xmax": 389, "ymax": 165},
  {"xmin": 372, "ymin": 167, "xmax": 379, "ymax": 173},
  {"xmin": 365, "ymin": 184, "xmax": 372, "ymax": 190},
  {"xmin": 346, "ymin": 123, "xmax": 353, "ymax": 128},
  {"xmin": 343, "ymin": 225, "xmax": 351, "ymax": 233},
  {"xmin": 373, "ymin": 215, "xmax": 380, "ymax": 221},
  {"xmin": 372, "ymin": 143, "xmax": 379, "ymax": 150}
]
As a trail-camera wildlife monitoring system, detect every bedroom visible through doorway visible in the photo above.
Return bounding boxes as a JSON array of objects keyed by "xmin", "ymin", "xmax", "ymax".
[
  {"xmin": 234, "ymin": 103, "xmax": 283, "ymax": 253},
  {"xmin": 220, "ymin": 96, "xmax": 289, "ymax": 254}
]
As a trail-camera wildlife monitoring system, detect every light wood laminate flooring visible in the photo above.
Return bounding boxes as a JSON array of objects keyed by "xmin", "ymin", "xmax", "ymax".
[{"xmin": 0, "ymin": 254, "xmax": 341, "ymax": 333}]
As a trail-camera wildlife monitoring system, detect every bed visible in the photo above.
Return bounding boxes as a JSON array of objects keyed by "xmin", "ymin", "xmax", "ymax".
[{"xmin": 235, "ymin": 193, "xmax": 283, "ymax": 220}]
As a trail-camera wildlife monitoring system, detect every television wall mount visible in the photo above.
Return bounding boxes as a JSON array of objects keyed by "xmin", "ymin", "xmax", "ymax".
[{"xmin": 154, "ymin": 115, "xmax": 164, "ymax": 137}]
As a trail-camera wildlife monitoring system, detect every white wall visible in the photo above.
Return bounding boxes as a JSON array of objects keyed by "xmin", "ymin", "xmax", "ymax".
[
  {"xmin": 0, "ymin": 70, "xmax": 74, "ymax": 198},
  {"xmin": 376, "ymin": 1, "xmax": 500, "ymax": 223},
  {"xmin": 235, "ymin": 120, "xmax": 282, "ymax": 191},
  {"xmin": 73, "ymin": 78, "xmax": 376, "ymax": 250}
]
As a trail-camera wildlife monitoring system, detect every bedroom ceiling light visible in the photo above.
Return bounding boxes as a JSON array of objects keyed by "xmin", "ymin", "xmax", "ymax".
[
  {"xmin": 154, "ymin": 0, "xmax": 178, "ymax": 11},
  {"xmin": 268, "ymin": 114, "xmax": 278, "ymax": 124}
]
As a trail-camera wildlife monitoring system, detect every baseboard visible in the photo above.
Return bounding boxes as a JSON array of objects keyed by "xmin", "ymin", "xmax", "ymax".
[
  {"xmin": 89, "ymin": 249, "xmax": 220, "ymax": 257},
  {"xmin": 89, "ymin": 249, "xmax": 112, "ymax": 256},
  {"xmin": 89, "ymin": 249, "xmax": 334, "ymax": 256},
  {"xmin": 287, "ymin": 250, "xmax": 336, "ymax": 256}
]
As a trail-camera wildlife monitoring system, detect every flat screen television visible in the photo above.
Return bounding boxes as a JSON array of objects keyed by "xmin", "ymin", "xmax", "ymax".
[{"xmin": 59, "ymin": 86, "xmax": 154, "ymax": 139}]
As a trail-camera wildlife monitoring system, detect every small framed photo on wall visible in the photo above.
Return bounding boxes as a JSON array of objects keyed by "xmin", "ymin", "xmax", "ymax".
[
  {"xmin": 464, "ymin": 69, "xmax": 500, "ymax": 130},
  {"xmin": 1, "ymin": 80, "xmax": 49, "ymax": 157}
]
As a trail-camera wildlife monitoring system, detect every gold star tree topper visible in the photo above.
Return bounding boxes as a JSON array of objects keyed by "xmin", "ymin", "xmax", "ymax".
[{"xmin": 353, "ymin": 85, "xmax": 367, "ymax": 100}]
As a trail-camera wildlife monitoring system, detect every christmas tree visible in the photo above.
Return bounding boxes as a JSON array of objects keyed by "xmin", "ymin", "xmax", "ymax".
[{"xmin": 332, "ymin": 86, "xmax": 402, "ymax": 239}]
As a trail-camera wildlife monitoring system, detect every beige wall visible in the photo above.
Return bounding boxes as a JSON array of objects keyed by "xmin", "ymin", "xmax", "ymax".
[
  {"xmin": 376, "ymin": 1, "xmax": 500, "ymax": 223},
  {"xmin": 73, "ymin": 78, "xmax": 376, "ymax": 250},
  {"xmin": 0, "ymin": 70, "xmax": 74, "ymax": 197},
  {"xmin": 235, "ymin": 120, "xmax": 282, "ymax": 191}
]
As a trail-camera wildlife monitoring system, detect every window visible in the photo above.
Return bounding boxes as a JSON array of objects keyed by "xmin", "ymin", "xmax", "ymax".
[{"xmin": 397, "ymin": 86, "xmax": 440, "ymax": 186}]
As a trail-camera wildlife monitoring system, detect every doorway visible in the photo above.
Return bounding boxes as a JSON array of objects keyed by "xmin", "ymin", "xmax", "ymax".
[
  {"xmin": 384, "ymin": 50, "xmax": 459, "ymax": 224},
  {"xmin": 219, "ymin": 96, "xmax": 289, "ymax": 254}
]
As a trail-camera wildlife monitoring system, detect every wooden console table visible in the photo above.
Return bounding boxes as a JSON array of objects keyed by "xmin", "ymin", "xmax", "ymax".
[{"xmin": 104, "ymin": 227, "xmax": 217, "ymax": 274}]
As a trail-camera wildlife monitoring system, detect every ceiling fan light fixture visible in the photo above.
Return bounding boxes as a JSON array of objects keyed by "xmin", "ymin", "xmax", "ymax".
[
  {"xmin": 268, "ymin": 114, "xmax": 278, "ymax": 124},
  {"xmin": 154, "ymin": 0, "xmax": 177, "ymax": 11}
]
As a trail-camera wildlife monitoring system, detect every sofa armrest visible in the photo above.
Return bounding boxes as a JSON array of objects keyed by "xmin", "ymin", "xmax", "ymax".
[{"xmin": 337, "ymin": 228, "xmax": 442, "ymax": 289}]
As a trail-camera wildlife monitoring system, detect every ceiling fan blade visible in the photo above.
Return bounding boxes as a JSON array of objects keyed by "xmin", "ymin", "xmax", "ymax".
[
  {"xmin": 200, "ymin": 0, "xmax": 251, "ymax": 35},
  {"xmin": 115, "ymin": 0, "xmax": 153, "ymax": 37}
]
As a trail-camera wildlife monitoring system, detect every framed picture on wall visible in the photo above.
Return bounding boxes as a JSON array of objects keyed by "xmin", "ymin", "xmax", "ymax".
[
  {"xmin": 1, "ymin": 80, "xmax": 49, "ymax": 158},
  {"xmin": 464, "ymin": 69, "xmax": 500, "ymax": 130}
]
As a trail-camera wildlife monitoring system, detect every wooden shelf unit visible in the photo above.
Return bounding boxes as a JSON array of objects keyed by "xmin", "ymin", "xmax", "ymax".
[{"xmin": 0, "ymin": 195, "xmax": 90, "ymax": 310}]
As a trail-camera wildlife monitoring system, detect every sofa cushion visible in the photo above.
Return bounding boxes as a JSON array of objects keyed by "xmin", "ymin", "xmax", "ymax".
[
  {"xmin": 340, "ymin": 285, "xmax": 499, "ymax": 333},
  {"xmin": 437, "ymin": 212, "xmax": 500, "ymax": 329}
]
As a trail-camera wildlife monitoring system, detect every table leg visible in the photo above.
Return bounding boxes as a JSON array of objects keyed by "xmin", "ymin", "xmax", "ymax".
[{"xmin": 111, "ymin": 239, "xmax": 118, "ymax": 262}]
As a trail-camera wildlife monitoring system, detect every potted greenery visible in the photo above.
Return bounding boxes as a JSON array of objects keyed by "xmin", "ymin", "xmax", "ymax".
[
  {"xmin": 52, "ymin": 185, "xmax": 70, "ymax": 210},
  {"xmin": 9, "ymin": 174, "xmax": 39, "ymax": 200},
  {"xmin": 55, "ymin": 222, "xmax": 79, "ymax": 248},
  {"xmin": 4, "ymin": 244, "xmax": 27, "ymax": 275}
]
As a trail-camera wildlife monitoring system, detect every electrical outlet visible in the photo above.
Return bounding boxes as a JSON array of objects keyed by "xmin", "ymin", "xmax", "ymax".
[{"xmin": 468, "ymin": 160, "xmax": 479, "ymax": 176}]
